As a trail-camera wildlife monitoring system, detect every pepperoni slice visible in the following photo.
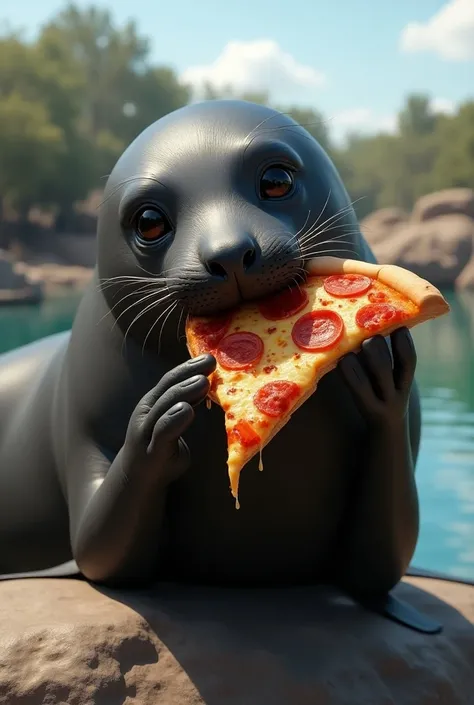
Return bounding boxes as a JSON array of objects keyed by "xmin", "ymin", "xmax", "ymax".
[
  {"xmin": 292, "ymin": 310, "xmax": 344, "ymax": 351},
  {"xmin": 258, "ymin": 287, "xmax": 309, "ymax": 320},
  {"xmin": 323, "ymin": 274, "xmax": 372, "ymax": 298},
  {"xmin": 368, "ymin": 290, "xmax": 388, "ymax": 304},
  {"xmin": 254, "ymin": 380, "xmax": 301, "ymax": 418},
  {"xmin": 355, "ymin": 303, "xmax": 407, "ymax": 332},
  {"xmin": 193, "ymin": 313, "xmax": 233, "ymax": 351},
  {"xmin": 216, "ymin": 332, "xmax": 264, "ymax": 370},
  {"xmin": 228, "ymin": 420, "xmax": 261, "ymax": 448}
]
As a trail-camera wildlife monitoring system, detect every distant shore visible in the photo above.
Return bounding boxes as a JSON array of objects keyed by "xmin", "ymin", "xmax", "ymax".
[{"xmin": 1, "ymin": 186, "xmax": 474, "ymax": 304}]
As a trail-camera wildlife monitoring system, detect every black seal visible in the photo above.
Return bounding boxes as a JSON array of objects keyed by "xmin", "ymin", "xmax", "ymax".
[{"xmin": 0, "ymin": 100, "xmax": 457, "ymax": 633}]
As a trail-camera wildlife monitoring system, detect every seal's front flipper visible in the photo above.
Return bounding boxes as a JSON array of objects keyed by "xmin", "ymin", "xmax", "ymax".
[
  {"xmin": 0, "ymin": 560, "xmax": 81, "ymax": 581},
  {"xmin": 361, "ymin": 593, "xmax": 443, "ymax": 634}
]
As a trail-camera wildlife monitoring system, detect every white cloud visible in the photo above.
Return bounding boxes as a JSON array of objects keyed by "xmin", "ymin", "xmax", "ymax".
[
  {"xmin": 328, "ymin": 108, "xmax": 397, "ymax": 145},
  {"xmin": 431, "ymin": 97, "xmax": 457, "ymax": 115},
  {"xmin": 330, "ymin": 98, "xmax": 456, "ymax": 145},
  {"xmin": 180, "ymin": 39, "xmax": 326, "ymax": 104},
  {"xmin": 400, "ymin": 0, "xmax": 474, "ymax": 61}
]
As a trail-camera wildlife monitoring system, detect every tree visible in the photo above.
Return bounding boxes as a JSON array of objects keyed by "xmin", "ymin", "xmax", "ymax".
[
  {"xmin": 278, "ymin": 105, "xmax": 332, "ymax": 152},
  {"xmin": 0, "ymin": 91, "xmax": 64, "ymax": 219},
  {"xmin": 2, "ymin": 6, "xmax": 474, "ymax": 233},
  {"xmin": 429, "ymin": 101, "xmax": 474, "ymax": 191},
  {"xmin": 38, "ymin": 4, "xmax": 190, "ymax": 146},
  {"xmin": 397, "ymin": 93, "xmax": 438, "ymax": 137},
  {"xmin": 0, "ymin": 4, "xmax": 191, "ymax": 228}
]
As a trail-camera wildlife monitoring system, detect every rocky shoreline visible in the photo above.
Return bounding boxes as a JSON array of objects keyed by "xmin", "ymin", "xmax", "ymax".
[
  {"xmin": 360, "ymin": 188, "xmax": 474, "ymax": 290},
  {"xmin": 1, "ymin": 187, "xmax": 474, "ymax": 304},
  {"xmin": 0, "ymin": 250, "xmax": 93, "ymax": 305}
]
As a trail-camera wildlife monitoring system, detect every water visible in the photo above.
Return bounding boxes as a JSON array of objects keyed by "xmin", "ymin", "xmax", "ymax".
[{"xmin": 0, "ymin": 290, "xmax": 473, "ymax": 579}]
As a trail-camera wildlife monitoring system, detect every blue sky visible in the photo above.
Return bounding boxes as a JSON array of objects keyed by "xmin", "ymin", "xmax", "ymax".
[{"xmin": 3, "ymin": 0, "xmax": 473, "ymax": 142}]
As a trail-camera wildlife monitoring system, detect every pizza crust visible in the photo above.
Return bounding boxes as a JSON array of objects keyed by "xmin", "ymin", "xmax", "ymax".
[{"xmin": 306, "ymin": 256, "xmax": 449, "ymax": 319}]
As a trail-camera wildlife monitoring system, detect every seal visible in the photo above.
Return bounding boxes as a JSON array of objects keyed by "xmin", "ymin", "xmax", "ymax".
[{"xmin": 0, "ymin": 99, "xmax": 463, "ymax": 632}]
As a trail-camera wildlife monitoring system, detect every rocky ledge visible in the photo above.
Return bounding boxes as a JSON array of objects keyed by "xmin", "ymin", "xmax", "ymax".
[
  {"xmin": 0, "ymin": 250, "xmax": 93, "ymax": 304},
  {"xmin": 0, "ymin": 576, "xmax": 472, "ymax": 704},
  {"xmin": 360, "ymin": 188, "xmax": 474, "ymax": 289},
  {"xmin": 14, "ymin": 261, "xmax": 93, "ymax": 296}
]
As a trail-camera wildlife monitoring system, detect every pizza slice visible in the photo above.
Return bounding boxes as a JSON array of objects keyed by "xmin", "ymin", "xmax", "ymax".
[{"xmin": 185, "ymin": 256, "xmax": 450, "ymax": 508}]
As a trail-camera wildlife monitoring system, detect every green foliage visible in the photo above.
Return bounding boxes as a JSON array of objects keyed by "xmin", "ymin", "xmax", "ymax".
[
  {"xmin": 0, "ymin": 3, "xmax": 473, "ymax": 231},
  {"xmin": 0, "ymin": 4, "xmax": 190, "ymax": 228}
]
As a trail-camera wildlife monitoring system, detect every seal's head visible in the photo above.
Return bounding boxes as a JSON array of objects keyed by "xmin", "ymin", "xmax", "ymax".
[{"xmin": 97, "ymin": 100, "xmax": 366, "ymax": 347}]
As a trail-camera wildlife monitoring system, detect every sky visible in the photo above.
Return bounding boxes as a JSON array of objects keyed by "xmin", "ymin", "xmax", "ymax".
[{"xmin": 2, "ymin": 0, "xmax": 474, "ymax": 143}]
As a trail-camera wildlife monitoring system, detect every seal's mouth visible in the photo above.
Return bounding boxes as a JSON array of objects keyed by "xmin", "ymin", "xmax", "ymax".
[{"xmin": 186, "ymin": 267, "xmax": 309, "ymax": 320}]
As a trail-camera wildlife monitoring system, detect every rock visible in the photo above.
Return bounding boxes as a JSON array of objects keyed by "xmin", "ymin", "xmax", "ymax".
[
  {"xmin": 0, "ymin": 251, "xmax": 44, "ymax": 304},
  {"xmin": 13, "ymin": 262, "xmax": 93, "ymax": 295},
  {"xmin": 372, "ymin": 214, "xmax": 474, "ymax": 287},
  {"xmin": 0, "ymin": 251, "xmax": 28, "ymax": 290},
  {"xmin": 359, "ymin": 207, "xmax": 409, "ymax": 247},
  {"xmin": 0, "ymin": 577, "xmax": 473, "ymax": 704},
  {"xmin": 456, "ymin": 257, "xmax": 474, "ymax": 290},
  {"xmin": 412, "ymin": 188, "xmax": 474, "ymax": 223}
]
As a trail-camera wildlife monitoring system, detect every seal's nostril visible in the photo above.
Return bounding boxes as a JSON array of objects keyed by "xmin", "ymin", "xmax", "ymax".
[
  {"xmin": 208, "ymin": 261, "xmax": 228, "ymax": 279},
  {"xmin": 243, "ymin": 248, "xmax": 256, "ymax": 270}
]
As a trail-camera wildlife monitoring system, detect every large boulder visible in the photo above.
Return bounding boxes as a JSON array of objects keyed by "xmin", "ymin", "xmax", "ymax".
[
  {"xmin": 372, "ymin": 214, "xmax": 474, "ymax": 287},
  {"xmin": 0, "ymin": 250, "xmax": 43, "ymax": 303},
  {"xmin": 0, "ymin": 576, "xmax": 472, "ymax": 704},
  {"xmin": 456, "ymin": 257, "xmax": 474, "ymax": 290},
  {"xmin": 412, "ymin": 188, "xmax": 474, "ymax": 223},
  {"xmin": 13, "ymin": 262, "xmax": 93, "ymax": 294},
  {"xmin": 0, "ymin": 251, "xmax": 27, "ymax": 290},
  {"xmin": 359, "ymin": 207, "xmax": 409, "ymax": 248}
]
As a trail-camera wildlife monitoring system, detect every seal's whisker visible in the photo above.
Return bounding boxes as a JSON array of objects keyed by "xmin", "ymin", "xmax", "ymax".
[
  {"xmin": 301, "ymin": 246, "xmax": 360, "ymax": 259},
  {"xmin": 97, "ymin": 174, "xmax": 169, "ymax": 211},
  {"xmin": 299, "ymin": 234, "xmax": 362, "ymax": 256},
  {"xmin": 299, "ymin": 195, "xmax": 365, "ymax": 243},
  {"xmin": 306, "ymin": 232, "xmax": 360, "ymax": 247},
  {"xmin": 300, "ymin": 220, "xmax": 362, "ymax": 247},
  {"xmin": 140, "ymin": 299, "xmax": 178, "ymax": 355},
  {"xmin": 99, "ymin": 274, "xmax": 201, "ymax": 293},
  {"xmin": 99, "ymin": 283, "xmax": 170, "ymax": 321},
  {"xmin": 99, "ymin": 278, "xmax": 166, "ymax": 294},
  {"xmin": 299, "ymin": 220, "xmax": 362, "ymax": 247},
  {"xmin": 283, "ymin": 209, "xmax": 312, "ymax": 248},
  {"xmin": 297, "ymin": 223, "xmax": 359, "ymax": 255},
  {"xmin": 157, "ymin": 300, "xmax": 180, "ymax": 354},
  {"xmin": 294, "ymin": 190, "xmax": 332, "ymax": 248},
  {"xmin": 98, "ymin": 275, "xmax": 167, "ymax": 288},
  {"xmin": 123, "ymin": 295, "xmax": 177, "ymax": 354},
  {"xmin": 111, "ymin": 290, "xmax": 175, "ymax": 331},
  {"xmin": 290, "ymin": 276, "xmax": 304, "ymax": 295},
  {"xmin": 176, "ymin": 305, "xmax": 186, "ymax": 342},
  {"xmin": 302, "ymin": 239, "xmax": 361, "ymax": 256},
  {"xmin": 298, "ymin": 204, "xmax": 357, "ymax": 246},
  {"xmin": 298, "ymin": 229, "xmax": 357, "ymax": 254},
  {"xmin": 245, "ymin": 110, "xmax": 288, "ymax": 142}
]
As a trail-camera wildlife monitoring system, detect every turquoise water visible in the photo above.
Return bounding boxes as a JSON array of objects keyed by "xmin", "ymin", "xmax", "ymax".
[{"xmin": 0, "ymin": 291, "xmax": 473, "ymax": 579}]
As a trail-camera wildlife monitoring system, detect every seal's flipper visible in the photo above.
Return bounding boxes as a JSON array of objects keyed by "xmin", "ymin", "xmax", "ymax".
[
  {"xmin": 0, "ymin": 560, "xmax": 81, "ymax": 581},
  {"xmin": 361, "ymin": 593, "xmax": 443, "ymax": 634}
]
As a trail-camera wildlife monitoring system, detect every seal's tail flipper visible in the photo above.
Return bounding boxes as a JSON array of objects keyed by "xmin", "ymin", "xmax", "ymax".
[
  {"xmin": 0, "ymin": 560, "xmax": 81, "ymax": 581},
  {"xmin": 360, "ymin": 565, "xmax": 474, "ymax": 634},
  {"xmin": 360, "ymin": 593, "xmax": 443, "ymax": 634}
]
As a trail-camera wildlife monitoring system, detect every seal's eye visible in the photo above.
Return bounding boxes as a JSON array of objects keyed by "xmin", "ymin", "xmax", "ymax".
[
  {"xmin": 135, "ymin": 208, "xmax": 172, "ymax": 242},
  {"xmin": 260, "ymin": 166, "xmax": 294, "ymax": 199}
]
